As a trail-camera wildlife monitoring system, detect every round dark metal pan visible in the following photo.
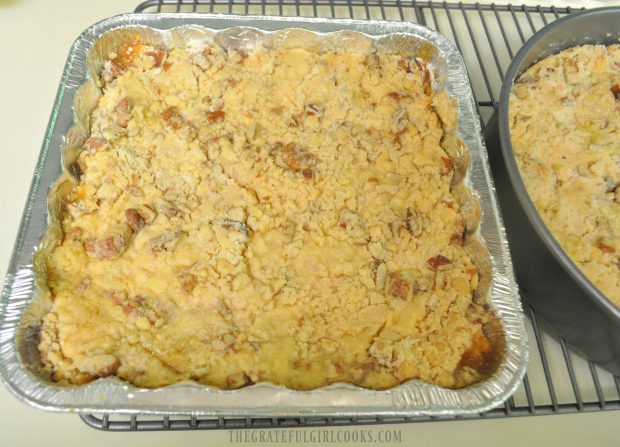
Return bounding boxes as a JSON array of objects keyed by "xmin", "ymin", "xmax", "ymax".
[{"xmin": 484, "ymin": 7, "xmax": 620, "ymax": 374}]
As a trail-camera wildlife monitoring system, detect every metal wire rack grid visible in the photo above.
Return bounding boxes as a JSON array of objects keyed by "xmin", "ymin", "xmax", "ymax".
[{"xmin": 79, "ymin": 0, "xmax": 620, "ymax": 431}]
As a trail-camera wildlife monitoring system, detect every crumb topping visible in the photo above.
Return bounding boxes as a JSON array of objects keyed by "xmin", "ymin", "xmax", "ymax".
[
  {"xmin": 510, "ymin": 44, "xmax": 620, "ymax": 307},
  {"xmin": 39, "ymin": 38, "xmax": 498, "ymax": 389}
]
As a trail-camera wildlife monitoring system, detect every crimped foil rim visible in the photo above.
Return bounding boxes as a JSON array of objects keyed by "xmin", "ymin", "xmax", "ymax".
[{"xmin": 0, "ymin": 13, "xmax": 528, "ymax": 416}]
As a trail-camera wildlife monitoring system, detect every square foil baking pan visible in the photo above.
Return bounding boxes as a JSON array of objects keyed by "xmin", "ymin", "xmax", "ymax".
[{"xmin": 0, "ymin": 13, "xmax": 528, "ymax": 416}]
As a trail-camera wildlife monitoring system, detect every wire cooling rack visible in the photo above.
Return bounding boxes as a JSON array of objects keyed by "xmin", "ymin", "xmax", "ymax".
[{"xmin": 80, "ymin": 0, "xmax": 620, "ymax": 431}]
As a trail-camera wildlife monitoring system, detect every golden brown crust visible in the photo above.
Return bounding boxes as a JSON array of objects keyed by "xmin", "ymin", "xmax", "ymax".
[
  {"xmin": 38, "ymin": 39, "xmax": 498, "ymax": 390},
  {"xmin": 510, "ymin": 44, "xmax": 620, "ymax": 307}
]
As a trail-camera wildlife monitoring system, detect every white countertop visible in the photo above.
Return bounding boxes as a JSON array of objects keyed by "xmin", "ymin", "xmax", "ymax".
[{"xmin": 1, "ymin": 0, "xmax": 619, "ymax": 445}]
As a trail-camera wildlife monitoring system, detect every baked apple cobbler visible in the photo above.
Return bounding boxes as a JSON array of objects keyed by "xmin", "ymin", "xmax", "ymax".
[
  {"xmin": 510, "ymin": 44, "xmax": 620, "ymax": 307},
  {"xmin": 38, "ymin": 34, "xmax": 502, "ymax": 389}
]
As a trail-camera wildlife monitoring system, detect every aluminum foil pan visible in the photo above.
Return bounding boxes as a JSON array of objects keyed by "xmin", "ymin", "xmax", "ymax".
[{"xmin": 0, "ymin": 13, "xmax": 528, "ymax": 416}]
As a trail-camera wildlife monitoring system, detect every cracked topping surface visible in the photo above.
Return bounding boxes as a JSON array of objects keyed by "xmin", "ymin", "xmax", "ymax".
[
  {"xmin": 510, "ymin": 44, "xmax": 620, "ymax": 307},
  {"xmin": 39, "ymin": 37, "xmax": 499, "ymax": 389}
]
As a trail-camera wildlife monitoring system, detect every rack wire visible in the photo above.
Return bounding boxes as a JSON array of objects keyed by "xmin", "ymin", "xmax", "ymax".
[{"xmin": 80, "ymin": 0, "xmax": 620, "ymax": 431}]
